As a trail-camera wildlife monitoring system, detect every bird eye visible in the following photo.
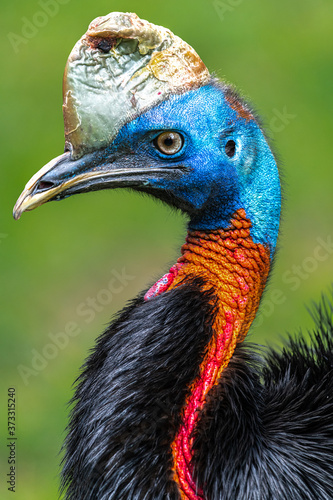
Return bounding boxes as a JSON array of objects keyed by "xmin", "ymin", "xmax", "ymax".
[
  {"xmin": 225, "ymin": 139, "xmax": 236, "ymax": 158},
  {"xmin": 154, "ymin": 132, "xmax": 184, "ymax": 155}
]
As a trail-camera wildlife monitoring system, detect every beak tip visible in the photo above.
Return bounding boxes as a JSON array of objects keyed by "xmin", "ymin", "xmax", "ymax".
[
  {"xmin": 13, "ymin": 206, "xmax": 22, "ymax": 221},
  {"xmin": 13, "ymin": 197, "xmax": 24, "ymax": 220}
]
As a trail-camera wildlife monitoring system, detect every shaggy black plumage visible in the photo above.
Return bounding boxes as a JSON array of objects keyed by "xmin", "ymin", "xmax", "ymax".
[
  {"xmin": 194, "ymin": 296, "xmax": 333, "ymax": 500},
  {"xmin": 62, "ymin": 279, "xmax": 216, "ymax": 500},
  {"xmin": 62, "ymin": 280, "xmax": 333, "ymax": 500}
]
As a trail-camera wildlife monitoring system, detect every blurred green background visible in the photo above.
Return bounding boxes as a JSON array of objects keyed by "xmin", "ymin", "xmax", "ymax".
[{"xmin": 1, "ymin": 0, "xmax": 333, "ymax": 498}]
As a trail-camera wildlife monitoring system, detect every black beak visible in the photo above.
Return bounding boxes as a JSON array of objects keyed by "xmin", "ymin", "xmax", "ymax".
[{"xmin": 13, "ymin": 148, "xmax": 185, "ymax": 220}]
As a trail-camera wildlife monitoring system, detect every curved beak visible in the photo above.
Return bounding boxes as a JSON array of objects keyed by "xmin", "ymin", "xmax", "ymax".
[
  {"xmin": 13, "ymin": 149, "xmax": 185, "ymax": 220},
  {"xmin": 14, "ymin": 152, "xmax": 72, "ymax": 220}
]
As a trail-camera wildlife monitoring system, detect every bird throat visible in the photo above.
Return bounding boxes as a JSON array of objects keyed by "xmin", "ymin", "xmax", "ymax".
[{"xmin": 145, "ymin": 208, "xmax": 270, "ymax": 500}]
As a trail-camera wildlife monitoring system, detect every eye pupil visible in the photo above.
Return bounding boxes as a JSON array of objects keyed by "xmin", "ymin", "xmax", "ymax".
[
  {"xmin": 155, "ymin": 132, "xmax": 184, "ymax": 155},
  {"xmin": 164, "ymin": 138, "xmax": 174, "ymax": 147},
  {"xmin": 225, "ymin": 139, "xmax": 236, "ymax": 158}
]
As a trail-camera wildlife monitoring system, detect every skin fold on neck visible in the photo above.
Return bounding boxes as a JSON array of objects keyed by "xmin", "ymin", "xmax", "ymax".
[{"xmin": 157, "ymin": 209, "xmax": 271, "ymax": 499}]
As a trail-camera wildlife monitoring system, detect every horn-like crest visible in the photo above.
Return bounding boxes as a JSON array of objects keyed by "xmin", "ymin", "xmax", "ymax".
[{"xmin": 63, "ymin": 12, "xmax": 210, "ymax": 158}]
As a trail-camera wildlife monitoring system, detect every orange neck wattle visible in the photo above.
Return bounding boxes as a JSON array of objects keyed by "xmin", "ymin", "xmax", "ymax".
[{"xmin": 167, "ymin": 209, "xmax": 271, "ymax": 500}]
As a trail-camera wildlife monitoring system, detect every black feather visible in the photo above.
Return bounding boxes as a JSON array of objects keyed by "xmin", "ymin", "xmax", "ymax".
[
  {"xmin": 61, "ymin": 279, "xmax": 333, "ymax": 499},
  {"xmin": 61, "ymin": 278, "xmax": 217, "ymax": 500},
  {"xmin": 194, "ymin": 295, "xmax": 333, "ymax": 499}
]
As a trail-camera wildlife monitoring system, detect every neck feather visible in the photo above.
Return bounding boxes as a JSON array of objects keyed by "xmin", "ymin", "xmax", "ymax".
[{"xmin": 167, "ymin": 208, "xmax": 270, "ymax": 499}]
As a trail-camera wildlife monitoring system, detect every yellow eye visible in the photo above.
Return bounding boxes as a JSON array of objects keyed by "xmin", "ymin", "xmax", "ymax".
[{"xmin": 155, "ymin": 132, "xmax": 184, "ymax": 155}]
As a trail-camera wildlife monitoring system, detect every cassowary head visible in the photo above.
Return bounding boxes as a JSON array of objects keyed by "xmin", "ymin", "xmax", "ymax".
[{"xmin": 13, "ymin": 12, "xmax": 281, "ymax": 254}]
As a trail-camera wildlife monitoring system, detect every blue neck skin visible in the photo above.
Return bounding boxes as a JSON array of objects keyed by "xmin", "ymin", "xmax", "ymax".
[{"xmin": 110, "ymin": 83, "xmax": 281, "ymax": 257}]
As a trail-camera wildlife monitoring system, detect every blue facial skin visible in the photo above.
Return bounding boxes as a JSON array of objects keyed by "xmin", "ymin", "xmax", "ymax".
[{"xmin": 106, "ymin": 83, "xmax": 281, "ymax": 256}]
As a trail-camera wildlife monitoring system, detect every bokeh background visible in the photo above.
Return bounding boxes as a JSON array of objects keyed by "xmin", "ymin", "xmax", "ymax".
[{"xmin": 1, "ymin": 0, "xmax": 333, "ymax": 498}]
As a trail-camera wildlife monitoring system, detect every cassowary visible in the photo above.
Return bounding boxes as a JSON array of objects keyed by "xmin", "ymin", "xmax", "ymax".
[{"xmin": 13, "ymin": 12, "xmax": 333, "ymax": 500}]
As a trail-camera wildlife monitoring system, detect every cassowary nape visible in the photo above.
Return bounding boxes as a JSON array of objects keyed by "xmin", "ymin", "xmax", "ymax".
[{"xmin": 13, "ymin": 12, "xmax": 333, "ymax": 500}]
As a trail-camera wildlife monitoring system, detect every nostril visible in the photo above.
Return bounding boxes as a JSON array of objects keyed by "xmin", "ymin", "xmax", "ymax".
[{"xmin": 36, "ymin": 181, "xmax": 56, "ymax": 192}]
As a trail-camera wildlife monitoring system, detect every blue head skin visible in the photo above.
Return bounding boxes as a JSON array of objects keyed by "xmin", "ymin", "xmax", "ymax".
[
  {"xmin": 108, "ymin": 83, "xmax": 281, "ymax": 254},
  {"xmin": 16, "ymin": 82, "xmax": 281, "ymax": 256}
]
